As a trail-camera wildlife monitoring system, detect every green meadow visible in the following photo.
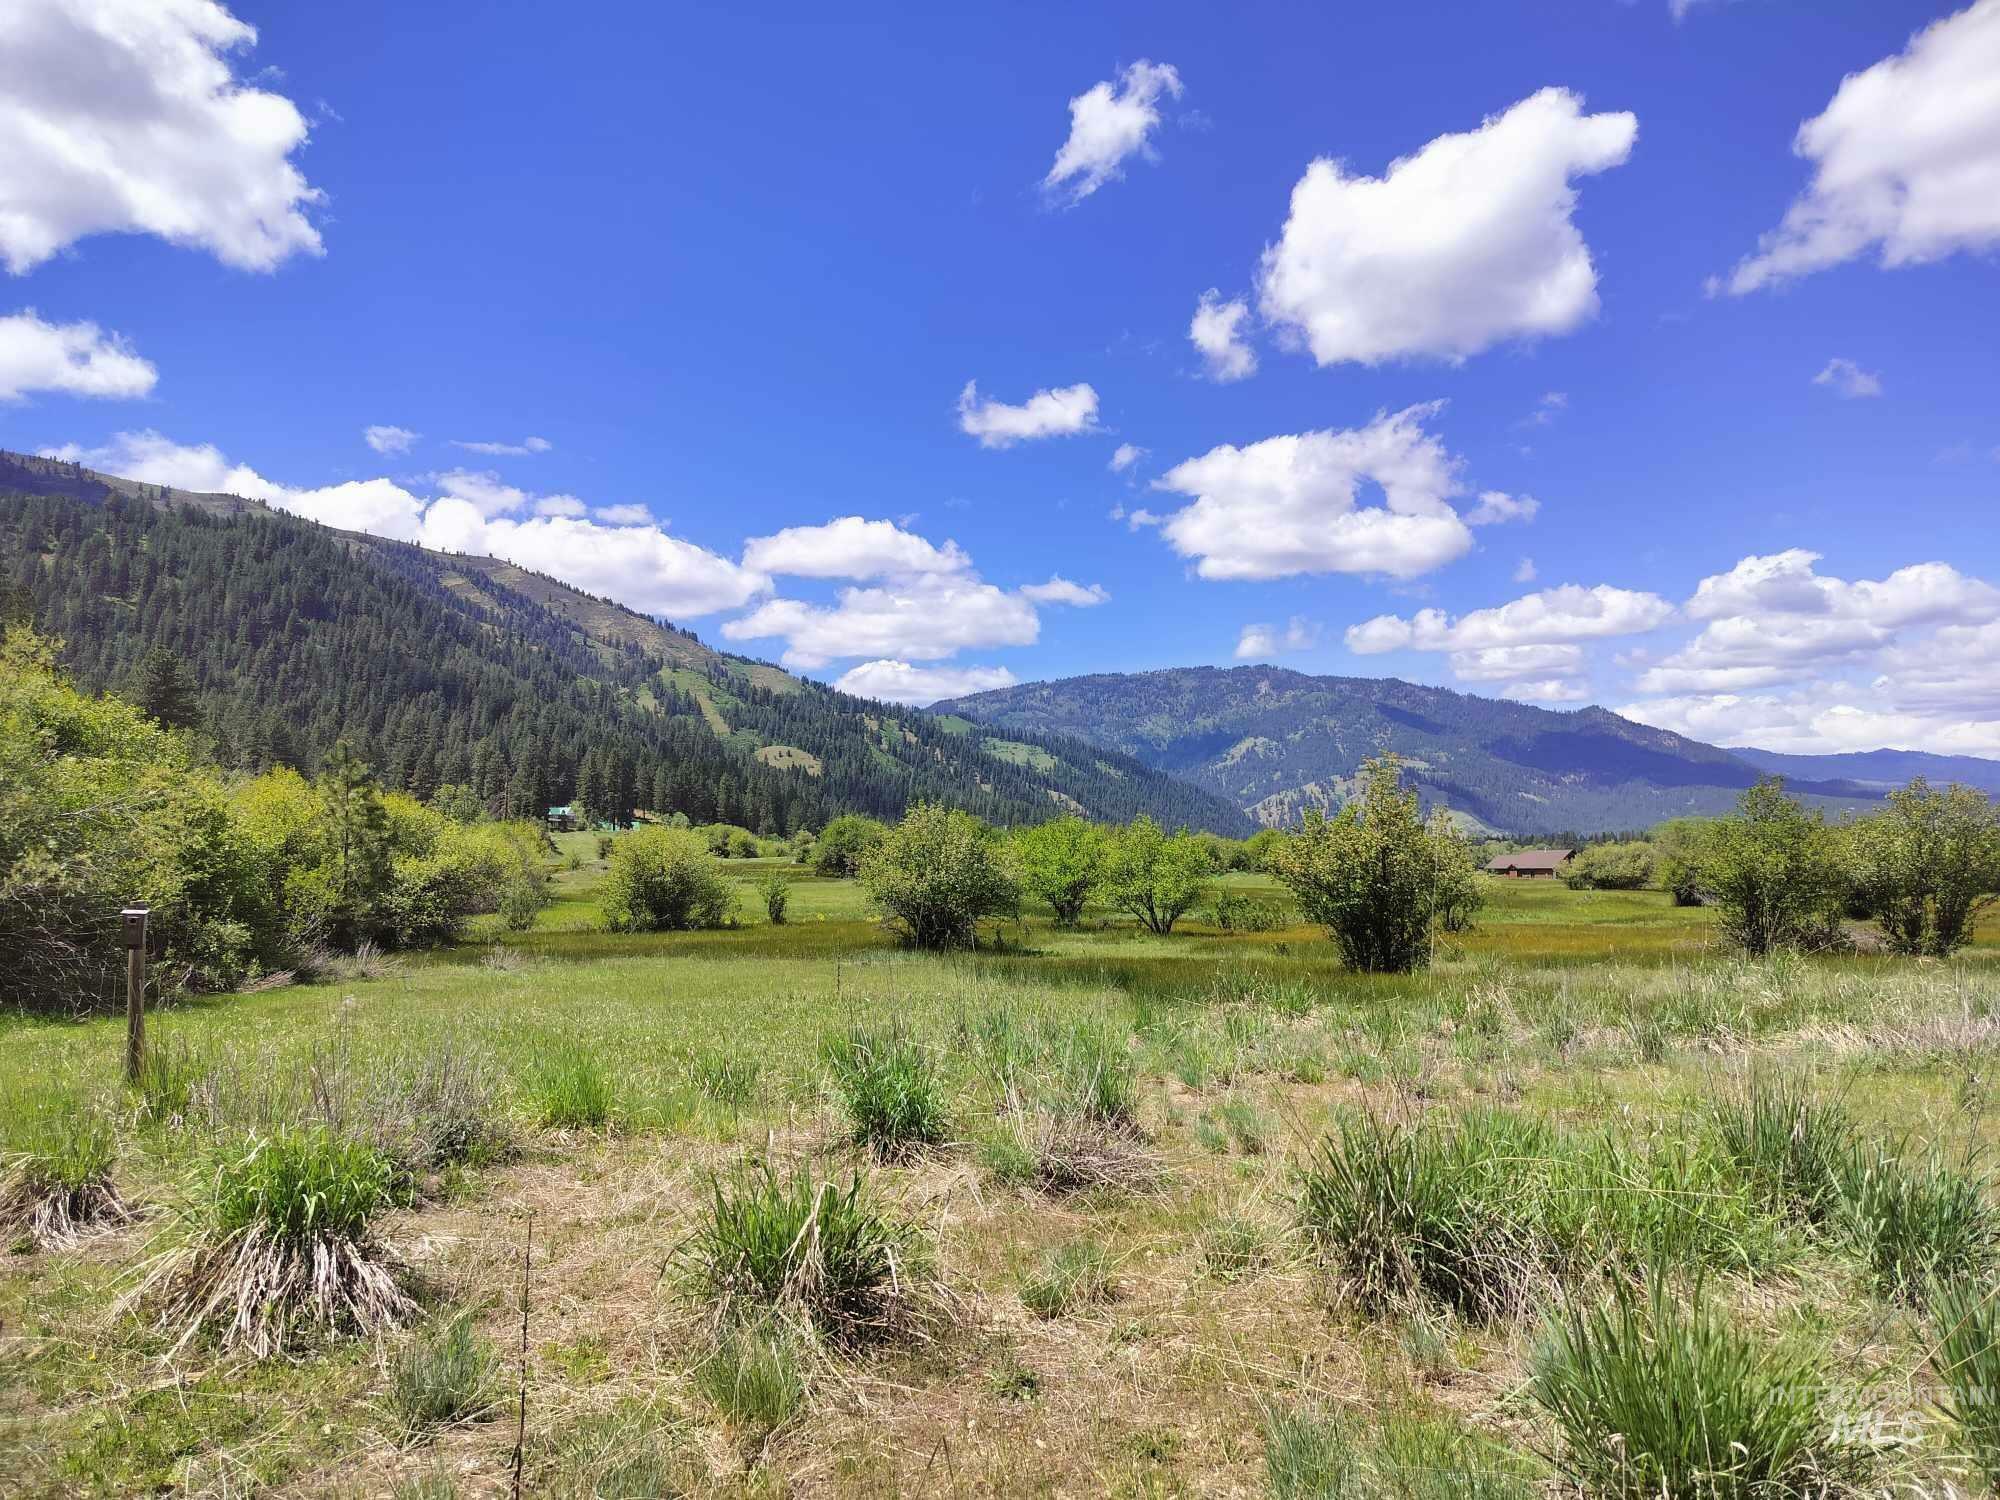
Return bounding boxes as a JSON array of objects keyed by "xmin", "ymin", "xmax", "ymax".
[{"xmin": 5, "ymin": 857, "xmax": 2000, "ymax": 1497}]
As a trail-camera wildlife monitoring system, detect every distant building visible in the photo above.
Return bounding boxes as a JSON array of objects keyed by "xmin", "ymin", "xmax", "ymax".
[
  {"xmin": 1484, "ymin": 848, "xmax": 1575, "ymax": 878},
  {"xmin": 546, "ymin": 804, "xmax": 579, "ymax": 831}
]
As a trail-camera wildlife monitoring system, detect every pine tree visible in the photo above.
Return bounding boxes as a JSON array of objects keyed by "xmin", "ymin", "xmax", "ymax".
[
  {"xmin": 320, "ymin": 741, "xmax": 392, "ymax": 945},
  {"xmin": 133, "ymin": 646, "xmax": 199, "ymax": 730}
]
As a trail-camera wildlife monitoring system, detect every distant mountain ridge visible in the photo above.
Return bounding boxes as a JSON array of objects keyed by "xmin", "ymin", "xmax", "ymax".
[
  {"xmin": 1731, "ymin": 745, "xmax": 2000, "ymax": 797},
  {"xmin": 932, "ymin": 665, "xmax": 1963, "ymax": 835},
  {"xmin": 0, "ymin": 449, "xmax": 1250, "ymax": 835}
]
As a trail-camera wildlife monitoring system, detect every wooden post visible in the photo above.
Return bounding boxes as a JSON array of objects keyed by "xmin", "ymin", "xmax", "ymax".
[{"xmin": 122, "ymin": 906, "xmax": 148, "ymax": 1084}]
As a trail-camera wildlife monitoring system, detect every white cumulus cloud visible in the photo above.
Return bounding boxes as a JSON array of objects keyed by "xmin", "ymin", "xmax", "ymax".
[
  {"xmin": 743, "ymin": 516, "xmax": 970, "ymax": 580},
  {"xmin": 956, "ymin": 380, "xmax": 1100, "ymax": 448},
  {"xmin": 0, "ymin": 310, "xmax": 155, "ymax": 399},
  {"xmin": 1109, "ymin": 442, "xmax": 1146, "ymax": 473},
  {"xmin": 1347, "ymin": 584, "xmax": 1675, "ymax": 658},
  {"xmin": 1720, "ymin": 0, "xmax": 2000, "ymax": 295},
  {"xmin": 1189, "ymin": 289, "xmax": 1257, "ymax": 382},
  {"xmin": 1235, "ymin": 616, "xmax": 1320, "ymax": 660},
  {"xmin": 363, "ymin": 424, "xmax": 418, "ymax": 455},
  {"xmin": 1149, "ymin": 403, "xmax": 1473, "ymax": 581},
  {"xmin": 1019, "ymin": 576, "xmax": 1109, "ymax": 607},
  {"xmin": 0, "ymin": 0, "xmax": 322, "ymax": 274},
  {"xmin": 451, "ymin": 436, "xmax": 552, "ymax": 456},
  {"xmin": 1043, "ymin": 60, "xmax": 1183, "ymax": 204},
  {"xmin": 1255, "ymin": 87, "xmax": 1637, "ymax": 366},
  {"xmin": 1466, "ymin": 491, "xmax": 1540, "ymax": 526},
  {"xmin": 833, "ymin": 659, "xmax": 1019, "ymax": 706},
  {"xmin": 721, "ymin": 574, "xmax": 1040, "ymax": 670}
]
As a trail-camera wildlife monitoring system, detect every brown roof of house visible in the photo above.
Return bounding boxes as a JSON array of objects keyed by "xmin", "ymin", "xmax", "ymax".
[{"xmin": 1483, "ymin": 848, "xmax": 1575, "ymax": 872}]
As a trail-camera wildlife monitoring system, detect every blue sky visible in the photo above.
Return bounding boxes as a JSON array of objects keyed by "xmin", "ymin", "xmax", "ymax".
[{"xmin": 3, "ymin": 0, "xmax": 1998, "ymax": 754}]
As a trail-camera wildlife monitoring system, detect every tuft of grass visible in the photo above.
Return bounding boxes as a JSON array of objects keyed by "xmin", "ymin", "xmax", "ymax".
[
  {"xmin": 1369, "ymin": 1408, "xmax": 1541, "ymax": 1499},
  {"xmin": 133, "ymin": 1034, "xmax": 224, "ymax": 1130},
  {"xmin": 1019, "ymin": 1240, "xmax": 1116, "ymax": 1319},
  {"xmin": 694, "ymin": 1320, "xmax": 806, "ymax": 1439},
  {"xmin": 1711, "ymin": 1075, "xmax": 1857, "ymax": 1230},
  {"xmin": 1530, "ymin": 1275, "xmax": 1850, "ymax": 1500},
  {"xmin": 1049, "ymin": 1019, "xmax": 1139, "ymax": 1131},
  {"xmin": 1841, "ymin": 1144, "xmax": 1997, "ymax": 1302},
  {"xmin": 679, "ymin": 1158, "xmax": 910, "ymax": 1340},
  {"xmin": 1294, "ymin": 1114, "xmax": 1537, "ymax": 1320},
  {"xmin": 989, "ymin": 1106, "xmax": 1159, "ymax": 1196},
  {"xmin": 1199, "ymin": 1214, "xmax": 1271, "ymax": 1282},
  {"xmin": 126, "ymin": 1127, "xmax": 415, "ymax": 1358},
  {"xmin": 1931, "ymin": 1279, "xmax": 2000, "ymax": 1490},
  {"xmin": 0, "ymin": 1090, "xmax": 131, "ymax": 1250},
  {"xmin": 389, "ymin": 1311, "xmax": 500, "ymax": 1440},
  {"xmin": 526, "ymin": 1041, "xmax": 614, "ymax": 1130},
  {"xmin": 685, "ymin": 1051, "xmax": 760, "ymax": 1109},
  {"xmin": 988, "ymin": 1357, "xmax": 1040, "ymax": 1401},
  {"xmin": 1263, "ymin": 1405, "xmax": 1359, "ymax": 1498},
  {"xmin": 823, "ymin": 1026, "xmax": 947, "ymax": 1159}
]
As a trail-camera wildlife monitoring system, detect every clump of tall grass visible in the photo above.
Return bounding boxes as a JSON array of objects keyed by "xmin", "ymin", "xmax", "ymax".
[
  {"xmin": 525, "ymin": 1041, "xmax": 614, "ymax": 1130},
  {"xmin": 1199, "ymin": 1214, "xmax": 1271, "ymax": 1282},
  {"xmin": 1530, "ymin": 1275, "xmax": 1853, "ymax": 1499},
  {"xmin": 134, "ymin": 1033, "xmax": 227, "ymax": 1130},
  {"xmin": 1019, "ymin": 1240, "xmax": 1115, "ymax": 1318},
  {"xmin": 364, "ymin": 1042, "xmax": 514, "ymax": 1176},
  {"xmin": 0, "ymin": 1091, "xmax": 133, "ymax": 1250},
  {"xmin": 1931, "ymin": 1279, "xmax": 2000, "ymax": 1489},
  {"xmin": 1262, "ymin": 1404, "xmax": 1538, "ymax": 1499},
  {"xmin": 695, "ymin": 1320, "xmax": 808, "ymax": 1440},
  {"xmin": 125, "ymin": 1127, "xmax": 414, "ymax": 1357},
  {"xmin": 970, "ymin": 1011, "xmax": 1137, "ymax": 1131},
  {"xmin": 823, "ymin": 1026, "xmax": 948, "ymax": 1159},
  {"xmin": 983, "ymin": 1104, "xmax": 1159, "ymax": 1195},
  {"xmin": 389, "ymin": 1311, "xmax": 500, "ymax": 1440},
  {"xmin": 1294, "ymin": 1114, "xmax": 1542, "ymax": 1320},
  {"xmin": 1710, "ymin": 1075, "xmax": 1858, "ymax": 1230},
  {"xmin": 677, "ymin": 1158, "xmax": 914, "ymax": 1342},
  {"xmin": 685, "ymin": 1051, "xmax": 760, "ymax": 1108},
  {"xmin": 1841, "ymin": 1144, "xmax": 1997, "ymax": 1302}
]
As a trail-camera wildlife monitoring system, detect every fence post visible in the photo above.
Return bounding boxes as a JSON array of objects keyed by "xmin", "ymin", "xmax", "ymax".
[{"xmin": 122, "ymin": 906, "xmax": 149, "ymax": 1084}]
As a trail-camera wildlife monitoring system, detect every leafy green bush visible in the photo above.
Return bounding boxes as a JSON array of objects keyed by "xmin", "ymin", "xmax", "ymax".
[
  {"xmin": 823, "ymin": 1027, "xmax": 948, "ymax": 1159},
  {"xmin": 599, "ymin": 826, "xmax": 733, "ymax": 932},
  {"xmin": 1531, "ymin": 1276, "xmax": 1850, "ymax": 1500},
  {"xmin": 1268, "ymin": 757, "xmax": 1480, "ymax": 973},
  {"xmin": 680, "ymin": 1159, "xmax": 909, "ymax": 1340},
  {"xmin": 859, "ymin": 802, "xmax": 1017, "ymax": 950},
  {"xmin": 1563, "ymin": 840, "xmax": 1656, "ymax": 891},
  {"xmin": 754, "ymin": 871, "xmax": 791, "ymax": 925},
  {"xmin": 1686, "ymin": 778, "xmax": 1848, "ymax": 955},
  {"xmin": 1012, "ymin": 816, "xmax": 1106, "ymax": 926},
  {"xmin": 1849, "ymin": 777, "xmax": 2000, "ymax": 956},
  {"xmin": 811, "ymin": 814, "xmax": 885, "ymax": 876},
  {"xmin": 1102, "ymin": 815, "xmax": 1212, "ymax": 935},
  {"xmin": 390, "ymin": 1312, "xmax": 500, "ymax": 1439}
]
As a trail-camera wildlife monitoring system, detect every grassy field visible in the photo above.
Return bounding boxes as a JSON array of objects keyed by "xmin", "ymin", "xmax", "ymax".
[{"xmin": 4, "ymin": 866, "xmax": 2000, "ymax": 1497}]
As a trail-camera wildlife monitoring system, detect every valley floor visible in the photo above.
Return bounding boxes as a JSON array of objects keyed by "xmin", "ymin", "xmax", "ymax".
[{"xmin": 4, "ymin": 869, "xmax": 1999, "ymax": 1497}]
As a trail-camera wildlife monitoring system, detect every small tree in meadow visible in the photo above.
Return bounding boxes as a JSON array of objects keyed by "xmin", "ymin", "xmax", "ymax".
[
  {"xmin": 1267, "ymin": 756, "xmax": 1476, "ymax": 973},
  {"xmin": 600, "ymin": 827, "xmax": 733, "ymax": 932},
  {"xmin": 1850, "ymin": 778, "xmax": 2000, "ymax": 957},
  {"xmin": 813, "ymin": 814, "xmax": 886, "ymax": 877},
  {"xmin": 755, "ymin": 871, "xmax": 792, "ymax": 925},
  {"xmin": 1013, "ymin": 816, "xmax": 1107, "ymax": 926},
  {"xmin": 1687, "ymin": 778, "xmax": 1847, "ymax": 955},
  {"xmin": 1650, "ymin": 818, "xmax": 1706, "ymax": 906},
  {"xmin": 1103, "ymin": 816, "xmax": 1212, "ymax": 936},
  {"xmin": 1564, "ymin": 841, "xmax": 1656, "ymax": 891},
  {"xmin": 860, "ymin": 803, "xmax": 1017, "ymax": 950}
]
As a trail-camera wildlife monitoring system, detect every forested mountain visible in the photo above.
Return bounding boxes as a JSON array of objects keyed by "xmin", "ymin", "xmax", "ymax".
[
  {"xmin": 936, "ymin": 665, "xmax": 1899, "ymax": 835},
  {"xmin": 1731, "ymin": 746, "xmax": 2000, "ymax": 797},
  {"xmin": 0, "ymin": 450, "xmax": 1249, "ymax": 835}
]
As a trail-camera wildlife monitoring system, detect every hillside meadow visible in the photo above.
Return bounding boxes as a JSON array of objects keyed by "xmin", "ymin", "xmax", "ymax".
[{"xmin": 5, "ymin": 853, "xmax": 2000, "ymax": 1498}]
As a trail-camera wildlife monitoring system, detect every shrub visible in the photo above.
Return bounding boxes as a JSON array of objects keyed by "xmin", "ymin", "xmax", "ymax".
[
  {"xmin": 1652, "ymin": 817, "xmax": 1706, "ymax": 906},
  {"xmin": 823, "ymin": 1027, "xmax": 948, "ymax": 1159},
  {"xmin": 859, "ymin": 802, "xmax": 1017, "ymax": 950},
  {"xmin": 1686, "ymin": 778, "xmax": 1847, "ymax": 956},
  {"xmin": 812, "ymin": 814, "xmax": 885, "ymax": 877},
  {"xmin": 1019, "ymin": 1240, "xmax": 1115, "ymax": 1318},
  {"xmin": 128, "ymin": 1127, "xmax": 414, "ymax": 1356},
  {"xmin": 599, "ymin": 826, "xmax": 732, "ymax": 932},
  {"xmin": 1710, "ymin": 1076, "xmax": 1857, "ymax": 1230},
  {"xmin": 1930, "ymin": 1279, "xmax": 2000, "ymax": 1489},
  {"xmin": 526, "ymin": 1042, "xmax": 615, "ymax": 1130},
  {"xmin": 1564, "ymin": 840, "xmax": 1656, "ymax": 891},
  {"xmin": 1102, "ymin": 815, "xmax": 1212, "ymax": 936},
  {"xmin": 390, "ymin": 1312, "xmax": 500, "ymax": 1439},
  {"xmin": 1849, "ymin": 777, "xmax": 2000, "ymax": 957},
  {"xmin": 1012, "ymin": 816, "xmax": 1106, "ymax": 926},
  {"xmin": 1531, "ymin": 1276, "xmax": 1850, "ymax": 1500},
  {"xmin": 0, "ymin": 1091, "xmax": 131, "ymax": 1249},
  {"xmin": 679, "ymin": 1159, "xmax": 909, "ymax": 1340},
  {"xmin": 1204, "ymin": 886, "xmax": 1287, "ymax": 933},
  {"xmin": 695, "ymin": 1321, "xmax": 807, "ymax": 1438},
  {"xmin": 1842, "ymin": 1145, "xmax": 1997, "ymax": 1302},
  {"xmin": 1268, "ymin": 757, "xmax": 1479, "ymax": 973},
  {"xmin": 755, "ymin": 871, "xmax": 791, "ymax": 925}
]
